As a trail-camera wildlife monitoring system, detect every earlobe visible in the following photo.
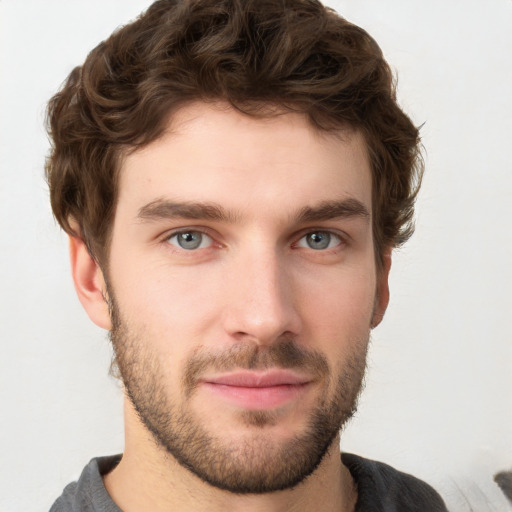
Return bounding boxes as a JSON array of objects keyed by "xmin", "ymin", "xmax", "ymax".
[
  {"xmin": 371, "ymin": 248, "xmax": 392, "ymax": 329},
  {"xmin": 69, "ymin": 236, "xmax": 112, "ymax": 330}
]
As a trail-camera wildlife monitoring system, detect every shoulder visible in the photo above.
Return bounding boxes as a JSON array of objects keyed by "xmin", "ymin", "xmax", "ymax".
[
  {"xmin": 50, "ymin": 481, "xmax": 79, "ymax": 512},
  {"xmin": 342, "ymin": 452, "xmax": 448, "ymax": 512},
  {"xmin": 49, "ymin": 456, "xmax": 122, "ymax": 512}
]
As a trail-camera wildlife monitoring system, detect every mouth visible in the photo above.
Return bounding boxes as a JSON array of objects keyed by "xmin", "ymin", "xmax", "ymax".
[{"xmin": 200, "ymin": 370, "xmax": 313, "ymax": 410}]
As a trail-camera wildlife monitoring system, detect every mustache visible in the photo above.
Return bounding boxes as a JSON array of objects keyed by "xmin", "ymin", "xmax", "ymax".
[{"xmin": 183, "ymin": 339, "xmax": 329, "ymax": 393}]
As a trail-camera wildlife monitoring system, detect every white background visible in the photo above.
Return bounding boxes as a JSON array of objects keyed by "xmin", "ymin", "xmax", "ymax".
[{"xmin": 1, "ymin": 1, "xmax": 511, "ymax": 511}]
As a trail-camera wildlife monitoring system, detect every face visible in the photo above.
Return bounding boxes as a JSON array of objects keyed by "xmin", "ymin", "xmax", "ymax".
[{"xmin": 102, "ymin": 103, "xmax": 388, "ymax": 493}]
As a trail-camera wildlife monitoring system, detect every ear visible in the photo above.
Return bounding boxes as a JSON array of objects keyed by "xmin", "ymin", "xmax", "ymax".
[
  {"xmin": 69, "ymin": 235, "xmax": 112, "ymax": 330},
  {"xmin": 371, "ymin": 248, "xmax": 392, "ymax": 328}
]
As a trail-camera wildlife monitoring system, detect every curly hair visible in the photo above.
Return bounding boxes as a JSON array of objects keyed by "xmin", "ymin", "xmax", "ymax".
[{"xmin": 45, "ymin": 0, "xmax": 422, "ymax": 268}]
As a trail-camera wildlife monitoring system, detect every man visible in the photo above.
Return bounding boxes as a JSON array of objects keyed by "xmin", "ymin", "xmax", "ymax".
[{"xmin": 46, "ymin": 0, "xmax": 447, "ymax": 510}]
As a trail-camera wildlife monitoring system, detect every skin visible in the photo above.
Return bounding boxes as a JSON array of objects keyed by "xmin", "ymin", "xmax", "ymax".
[{"xmin": 69, "ymin": 102, "xmax": 391, "ymax": 512}]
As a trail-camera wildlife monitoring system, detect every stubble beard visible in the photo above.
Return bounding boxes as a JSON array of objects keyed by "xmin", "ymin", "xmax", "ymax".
[{"xmin": 108, "ymin": 298, "xmax": 369, "ymax": 494}]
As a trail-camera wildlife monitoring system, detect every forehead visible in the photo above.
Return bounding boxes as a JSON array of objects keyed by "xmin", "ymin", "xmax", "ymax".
[{"xmin": 117, "ymin": 102, "xmax": 372, "ymax": 221}]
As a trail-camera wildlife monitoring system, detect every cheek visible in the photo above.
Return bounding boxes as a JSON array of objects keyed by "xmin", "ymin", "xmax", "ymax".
[
  {"xmin": 297, "ymin": 268, "xmax": 376, "ymax": 345},
  {"xmin": 111, "ymin": 262, "xmax": 223, "ymax": 345}
]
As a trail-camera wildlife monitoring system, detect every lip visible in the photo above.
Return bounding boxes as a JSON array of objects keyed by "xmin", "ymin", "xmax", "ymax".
[{"xmin": 200, "ymin": 370, "xmax": 312, "ymax": 410}]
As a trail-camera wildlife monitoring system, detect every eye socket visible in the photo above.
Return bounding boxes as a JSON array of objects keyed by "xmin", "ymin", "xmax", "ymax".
[
  {"xmin": 296, "ymin": 231, "xmax": 342, "ymax": 251},
  {"xmin": 167, "ymin": 231, "xmax": 213, "ymax": 250}
]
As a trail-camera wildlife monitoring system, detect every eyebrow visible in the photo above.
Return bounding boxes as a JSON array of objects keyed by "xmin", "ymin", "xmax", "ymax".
[
  {"xmin": 137, "ymin": 197, "xmax": 370, "ymax": 224},
  {"xmin": 137, "ymin": 199, "xmax": 240, "ymax": 223},
  {"xmin": 296, "ymin": 198, "xmax": 370, "ymax": 223}
]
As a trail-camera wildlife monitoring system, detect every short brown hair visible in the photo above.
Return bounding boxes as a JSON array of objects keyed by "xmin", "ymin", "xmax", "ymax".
[{"xmin": 45, "ymin": 0, "xmax": 422, "ymax": 268}]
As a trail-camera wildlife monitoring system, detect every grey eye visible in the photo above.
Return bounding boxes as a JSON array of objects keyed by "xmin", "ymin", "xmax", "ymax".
[
  {"xmin": 168, "ymin": 231, "xmax": 212, "ymax": 250},
  {"xmin": 297, "ymin": 231, "xmax": 340, "ymax": 250}
]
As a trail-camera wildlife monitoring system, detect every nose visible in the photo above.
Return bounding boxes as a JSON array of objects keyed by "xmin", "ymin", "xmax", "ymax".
[{"xmin": 221, "ymin": 246, "xmax": 301, "ymax": 346}]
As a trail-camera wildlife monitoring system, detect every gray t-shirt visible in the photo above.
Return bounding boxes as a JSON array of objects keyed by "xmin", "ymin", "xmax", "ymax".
[{"xmin": 50, "ymin": 453, "xmax": 448, "ymax": 511}]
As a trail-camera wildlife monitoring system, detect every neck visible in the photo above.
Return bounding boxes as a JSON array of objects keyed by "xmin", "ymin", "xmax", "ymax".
[{"xmin": 103, "ymin": 398, "xmax": 357, "ymax": 512}]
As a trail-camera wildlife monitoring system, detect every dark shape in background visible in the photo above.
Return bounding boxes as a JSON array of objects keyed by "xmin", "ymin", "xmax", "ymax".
[{"xmin": 494, "ymin": 470, "xmax": 512, "ymax": 504}]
